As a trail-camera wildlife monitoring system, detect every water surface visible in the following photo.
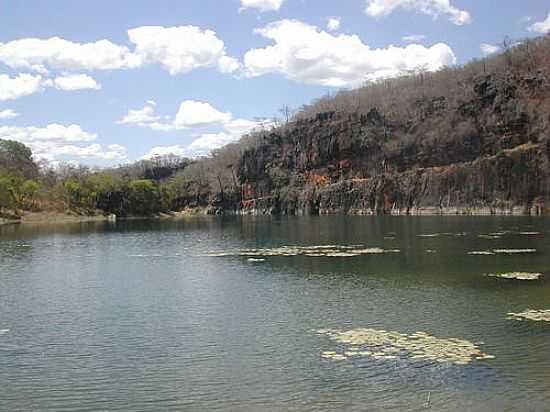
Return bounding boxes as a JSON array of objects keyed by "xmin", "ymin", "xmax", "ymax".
[{"xmin": 1, "ymin": 216, "xmax": 550, "ymax": 411}]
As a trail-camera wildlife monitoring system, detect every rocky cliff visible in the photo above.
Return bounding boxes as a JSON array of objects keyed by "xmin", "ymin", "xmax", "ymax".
[{"xmin": 236, "ymin": 39, "xmax": 550, "ymax": 215}]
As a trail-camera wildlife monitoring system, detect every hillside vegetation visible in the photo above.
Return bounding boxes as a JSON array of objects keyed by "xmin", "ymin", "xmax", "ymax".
[{"xmin": 1, "ymin": 36, "xmax": 549, "ymax": 220}]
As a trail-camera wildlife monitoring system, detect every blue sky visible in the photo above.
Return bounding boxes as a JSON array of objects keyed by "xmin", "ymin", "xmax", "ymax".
[{"xmin": 0, "ymin": 0, "xmax": 548, "ymax": 166}]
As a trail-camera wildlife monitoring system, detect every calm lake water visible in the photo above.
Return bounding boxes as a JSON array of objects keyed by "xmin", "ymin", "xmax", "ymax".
[{"xmin": 1, "ymin": 216, "xmax": 550, "ymax": 411}]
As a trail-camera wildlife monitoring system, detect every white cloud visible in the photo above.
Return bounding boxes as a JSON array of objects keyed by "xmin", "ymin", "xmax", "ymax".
[
  {"xmin": 0, "ymin": 37, "xmax": 139, "ymax": 73},
  {"xmin": 174, "ymin": 100, "xmax": 232, "ymax": 128},
  {"xmin": 0, "ymin": 123, "xmax": 126, "ymax": 162},
  {"xmin": 240, "ymin": 0, "xmax": 284, "ymax": 12},
  {"xmin": 244, "ymin": 19, "xmax": 456, "ymax": 87},
  {"xmin": 140, "ymin": 132, "xmax": 243, "ymax": 160},
  {"xmin": 528, "ymin": 13, "xmax": 550, "ymax": 34},
  {"xmin": 118, "ymin": 101, "xmax": 161, "ymax": 126},
  {"xmin": 0, "ymin": 73, "xmax": 44, "ymax": 101},
  {"xmin": 480, "ymin": 43, "xmax": 501, "ymax": 56},
  {"xmin": 365, "ymin": 0, "xmax": 472, "ymax": 25},
  {"xmin": 43, "ymin": 143, "xmax": 127, "ymax": 161},
  {"xmin": 127, "ymin": 26, "xmax": 240, "ymax": 75},
  {"xmin": 135, "ymin": 107, "xmax": 268, "ymax": 160},
  {"xmin": 224, "ymin": 118, "xmax": 263, "ymax": 136},
  {"xmin": 403, "ymin": 34, "xmax": 426, "ymax": 42},
  {"xmin": 520, "ymin": 16, "xmax": 533, "ymax": 24},
  {"xmin": 50, "ymin": 74, "xmax": 101, "ymax": 91},
  {"xmin": 1, "ymin": 123, "xmax": 96, "ymax": 143},
  {"xmin": 187, "ymin": 132, "xmax": 236, "ymax": 155},
  {"xmin": 327, "ymin": 17, "xmax": 341, "ymax": 32},
  {"xmin": 119, "ymin": 100, "xmax": 265, "ymax": 140},
  {"xmin": 0, "ymin": 109, "xmax": 19, "ymax": 119},
  {"xmin": 139, "ymin": 145, "xmax": 188, "ymax": 160},
  {"xmin": 0, "ymin": 26, "xmax": 240, "ymax": 77},
  {"xmin": 0, "ymin": 72, "xmax": 102, "ymax": 102},
  {"xmin": 118, "ymin": 100, "xmax": 234, "ymax": 131}
]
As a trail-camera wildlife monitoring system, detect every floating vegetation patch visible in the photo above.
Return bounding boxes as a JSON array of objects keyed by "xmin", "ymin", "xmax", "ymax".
[
  {"xmin": 128, "ymin": 254, "xmax": 164, "ymax": 258},
  {"xmin": 202, "ymin": 245, "xmax": 400, "ymax": 258},
  {"xmin": 493, "ymin": 249, "xmax": 537, "ymax": 255},
  {"xmin": 478, "ymin": 235, "xmax": 502, "ymax": 240},
  {"xmin": 417, "ymin": 233, "xmax": 467, "ymax": 238},
  {"xmin": 487, "ymin": 272, "xmax": 542, "ymax": 281},
  {"xmin": 468, "ymin": 251, "xmax": 495, "ymax": 256},
  {"xmin": 317, "ymin": 328, "xmax": 493, "ymax": 365},
  {"xmin": 507, "ymin": 310, "xmax": 550, "ymax": 322}
]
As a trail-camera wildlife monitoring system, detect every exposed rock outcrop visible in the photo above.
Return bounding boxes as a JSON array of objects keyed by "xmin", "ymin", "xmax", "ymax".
[{"xmin": 236, "ymin": 67, "xmax": 550, "ymax": 216}]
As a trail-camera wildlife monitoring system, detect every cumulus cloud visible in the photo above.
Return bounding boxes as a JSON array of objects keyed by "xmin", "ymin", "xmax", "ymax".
[
  {"xmin": 118, "ymin": 100, "xmax": 254, "ymax": 133},
  {"xmin": 0, "ymin": 26, "xmax": 240, "ymax": 77},
  {"xmin": 49, "ymin": 74, "xmax": 101, "ymax": 91},
  {"xmin": 528, "ymin": 13, "xmax": 550, "ymax": 34},
  {"xmin": 133, "ymin": 102, "xmax": 269, "ymax": 160},
  {"xmin": 0, "ymin": 109, "xmax": 19, "ymax": 119},
  {"xmin": 240, "ymin": 0, "xmax": 284, "ymax": 12},
  {"xmin": 223, "ymin": 118, "xmax": 263, "ymax": 136},
  {"xmin": 244, "ymin": 19, "xmax": 456, "ymax": 87},
  {"xmin": 0, "ymin": 37, "xmax": 139, "ymax": 73},
  {"xmin": 118, "ymin": 101, "xmax": 161, "ymax": 126},
  {"xmin": 140, "ymin": 131, "xmax": 244, "ymax": 160},
  {"xmin": 174, "ymin": 100, "xmax": 232, "ymax": 127},
  {"xmin": 0, "ymin": 73, "xmax": 44, "ymax": 101},
  {"xmin": 0, "ymin": 72, "xmax": 102, "ymax": 102},
  {"xmin": 480, "ymin": 43, "xmax": 501, "ymax": 56},
  {"xmin": 127, "ymin": 25, "xmax": 240, "ymax": 75},
  {"xmin": 327, "ymin": 17, "xmax": 341, "ymax": 32},
  {"xmin": 186, "ymin": 132, "xmax": 237, "ymax": 155},
  {"xmin": 365, "ymin": 0, "xmax": 472, "ymax": 25},
  {"xmin": 139, "ymin": 145, "xmax": 188, "ymax": 160},
  {"xmin": 39, "ymin": 143, "xmax": 127, "ymax": 161},
  {"xmin": 403, "ymin": 34, "xmax": 426, "ymax": 42},
  {"xmin": 0, "ymin": 123, "xmax": 126, "ymax": 162}
]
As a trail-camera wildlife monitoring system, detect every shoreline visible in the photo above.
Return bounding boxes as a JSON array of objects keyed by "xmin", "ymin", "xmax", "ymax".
[
  {"xmin": 2, "ymin": 207, "xmax": 548, "ymax": 227},
  {"xmin": 0, "ymin": 211, "xmax": 109, "ymax": 227}
]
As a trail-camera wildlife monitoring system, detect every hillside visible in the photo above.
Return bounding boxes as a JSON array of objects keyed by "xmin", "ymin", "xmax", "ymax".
[{"xmin": 235, "ymin": 36, "xmax": 550, "ymax": 215}]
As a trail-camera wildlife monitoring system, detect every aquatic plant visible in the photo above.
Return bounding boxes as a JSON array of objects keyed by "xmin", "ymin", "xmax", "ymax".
[
  {"xmin": 478, "ymin": 234, "xmax": 502, "ymax": 240},
  {"xmin": 486, "ymin": 272, "xmax": 542, "ymax": 281},
  {"xmin": 317, "ymin": 327, "xmax": 493, "ymax": 365},
  {"xmin": 507, "ymin": 310, "xmax": 550, "ymax": 322},
  {"xmin": 492, "ymin": 249, "xmax": 537, "ymax": 254},
  {"xmin": 202, "ymin": 245, "xmax": 401, "ymax": 258}
]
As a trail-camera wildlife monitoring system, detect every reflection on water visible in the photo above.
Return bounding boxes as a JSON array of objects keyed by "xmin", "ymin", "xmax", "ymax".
[{"xmin": 1, "ymin": 216, "xmax": 550, "ymax": 411}]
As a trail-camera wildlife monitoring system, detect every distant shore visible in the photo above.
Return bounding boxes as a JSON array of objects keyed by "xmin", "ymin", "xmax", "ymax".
[
  {"xmin": 0, "ymin": 211, "xmax": 109, "ymax": 226},
  {"xmin": 1, "ymin": 206, "xmax": 546, "ymax": 227}
]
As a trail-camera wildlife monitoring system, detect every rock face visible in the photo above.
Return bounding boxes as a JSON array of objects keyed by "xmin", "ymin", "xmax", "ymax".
[{"xmin": 237, "ymin": 69, "xmax": 550, "ymax": 216}]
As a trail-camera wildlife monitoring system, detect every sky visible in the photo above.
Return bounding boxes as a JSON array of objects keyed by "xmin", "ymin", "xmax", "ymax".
[{"xmin": 0, "ymin": 0, "xmax": 548, "ymax": 166}]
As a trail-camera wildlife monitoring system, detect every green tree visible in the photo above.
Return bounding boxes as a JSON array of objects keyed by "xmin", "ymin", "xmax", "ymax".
[
  {"xmin": 0, "ymin": 139, "xmax": 37, "ymax": 178},
  {"xmin": 64, "ymin": 178, "xmax": 83, "ymax": 207},
  {"xmin": 21, "ymin": 180, "xmax": 40, "ymax": 209},
  {"xmin": 128, "ymin": 179, "xmax": 160, "ymax": 215},
  {"xmin": 0, "ymin": 174, "xmax": 21, "ymax": 213}
]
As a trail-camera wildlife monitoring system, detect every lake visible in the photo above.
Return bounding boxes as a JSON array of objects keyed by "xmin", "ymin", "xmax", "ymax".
[{"xmin": 1, "ymin": 216, "xmax": 549, "ymax": 411}]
